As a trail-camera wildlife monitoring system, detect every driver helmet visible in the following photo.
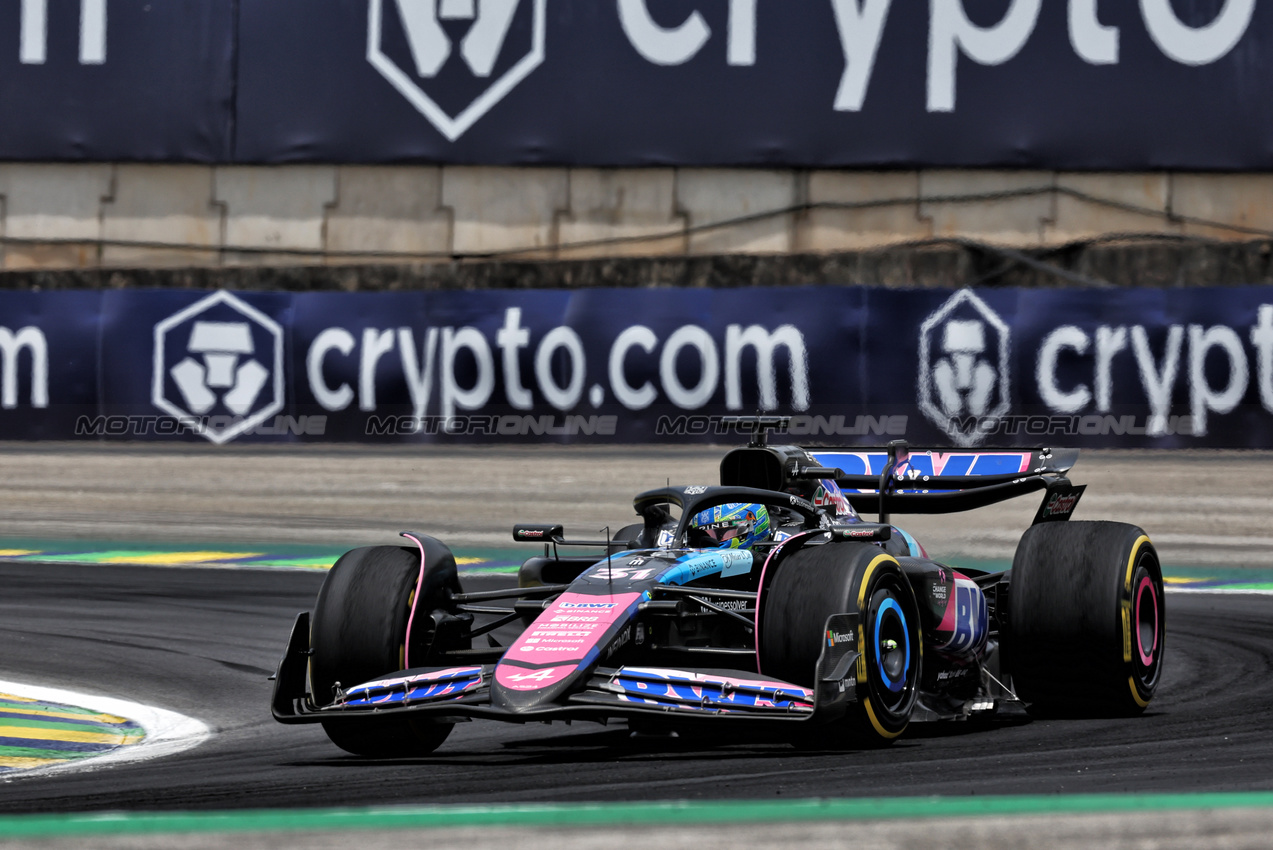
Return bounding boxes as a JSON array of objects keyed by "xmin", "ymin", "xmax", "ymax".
[{"xmin": 687, "ymin": 503, "xmax": 771, "ymax": 549}]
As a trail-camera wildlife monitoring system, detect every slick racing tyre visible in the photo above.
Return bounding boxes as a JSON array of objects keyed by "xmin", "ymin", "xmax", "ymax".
[
  {"xmin": 309, "ymin": 540, "xmax": 463, "ymax": 756},
  {"xmin": 1006, "ymin": 521, "xmax": 1165, "ymax": 717},
  {"xmin": 760, "ymin": 542, "xmax": 921, "ymax": 746}
]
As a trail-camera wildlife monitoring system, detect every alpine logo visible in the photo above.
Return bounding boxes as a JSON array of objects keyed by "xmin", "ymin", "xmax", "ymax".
[
  {"xmin": 152, "ymin": 292, "xmax": 284, "ymax": 445},
  {"xmin": 918, "ymin": 290, "xmax": 1011, "ymax": 447},
  {"xmin": 506, "ymin": 668, "xmax": 558, "ymax": 681},
  {"xmin": 368, "ymin": 0, "xmax": 547, "ymax": 141}
]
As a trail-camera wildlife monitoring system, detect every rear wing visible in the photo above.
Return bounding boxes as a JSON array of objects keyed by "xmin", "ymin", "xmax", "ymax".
[
  {"xmin": 815, "ymin": 443, "xmax": 1079, "ymax": 520},
  {"xmin": 720, "ymin": 433, "xmax": 1082, "ymax": 524}
]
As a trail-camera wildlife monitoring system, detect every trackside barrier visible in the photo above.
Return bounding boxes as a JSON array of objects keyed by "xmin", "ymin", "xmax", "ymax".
[{"xmin": 2, "ymin": 286, "xmax": 1273, "ymax": 447}]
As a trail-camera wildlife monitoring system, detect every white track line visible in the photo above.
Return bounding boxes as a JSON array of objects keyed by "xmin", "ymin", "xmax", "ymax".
[{"xmin": 0, "ymin": 680, "xmax": 210, "ymax": 780}]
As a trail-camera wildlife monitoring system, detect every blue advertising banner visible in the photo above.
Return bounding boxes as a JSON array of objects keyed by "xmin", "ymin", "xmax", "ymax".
[
  {"xmin": 235, "ymin": 0, "xmax": 1273, "ymax": 168},
  {"xmin": 0, "ymin": 0, "xmax": 233, "ymax": 161},
  {"xmin": 0, "ymin": 291, "xmax": 101, "ymax": 440},
  {"xmin": 4, "ymin": 1, "xmax": 1273, "ymax": 168},
  {"xmin": 5, "ymin": 284, "xmax": 1273, "ymax": 448}
]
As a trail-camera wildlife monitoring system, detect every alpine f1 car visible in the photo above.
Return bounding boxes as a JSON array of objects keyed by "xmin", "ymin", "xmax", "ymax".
[{"xmin": 272, "ymin": 422, "xmax": 1165, "ymax": 755}]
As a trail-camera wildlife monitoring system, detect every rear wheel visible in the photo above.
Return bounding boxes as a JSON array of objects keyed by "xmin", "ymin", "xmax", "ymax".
[
  {"xmin": 1006, "ymin": 521, "xmax": 1165, "ymax": 717},
  {"xmin": 309, "ymin": 540, "xmax": 462, "ymax": 756},
  {"xmin": 760, "ymin": 542, "xmax": 921, "ymax": 746}
]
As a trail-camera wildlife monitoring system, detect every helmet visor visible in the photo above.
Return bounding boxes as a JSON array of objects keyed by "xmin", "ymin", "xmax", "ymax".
[{"xmin": 697, "ymin": 521, "xmax": 747, "ymax": 544}]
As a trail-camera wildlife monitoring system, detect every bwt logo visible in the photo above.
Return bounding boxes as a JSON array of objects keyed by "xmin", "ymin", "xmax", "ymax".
[
  {"xmin": 369, "ymin": 0, "xmax": 546, "ymax": 141},
  {"xmin": 152, "ymin": 292, "xmax": 284, "ymax": 445},
  {"xmin": 918, "ymin": 290, "xmax": 1010, "ymax": 447}
]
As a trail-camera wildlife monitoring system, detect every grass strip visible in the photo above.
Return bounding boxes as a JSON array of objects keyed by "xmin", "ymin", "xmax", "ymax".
[{"xmin": 2, "ymin": 794, "xmax": 1273, "ymax": 838}]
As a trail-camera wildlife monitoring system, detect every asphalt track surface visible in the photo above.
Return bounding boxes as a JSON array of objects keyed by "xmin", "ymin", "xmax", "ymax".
[
  {"xmin": 0, "ymin": 446, "xmax": 1272, "ymax": 845},
  {"xmin": 0, "ymin": 560, "xmax": 1271, "ymax": 813}
]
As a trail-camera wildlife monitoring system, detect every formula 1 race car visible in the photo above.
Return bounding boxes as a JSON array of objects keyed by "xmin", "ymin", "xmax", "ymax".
[{"xmin": 272, "ymin": 422, "xmax": 1165, "ymax": 755}]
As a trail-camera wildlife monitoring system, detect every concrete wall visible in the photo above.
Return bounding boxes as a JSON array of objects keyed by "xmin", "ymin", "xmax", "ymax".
[{"xmin": 0, "ymin": 165, "xmax": 1267, "ymax": 270}]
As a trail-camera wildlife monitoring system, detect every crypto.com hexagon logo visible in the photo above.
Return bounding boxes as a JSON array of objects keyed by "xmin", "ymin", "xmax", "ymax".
[
  {"xmin": 368, "ymin": 0, "xmax": 547, "ymax": 142},
  {"xmin": 917, "ymin": 290, "xmax": 1011, "ymax": 447},
  {"xmin": 152, "ymin": 292, "xmax": 285, "ymax": 445}
]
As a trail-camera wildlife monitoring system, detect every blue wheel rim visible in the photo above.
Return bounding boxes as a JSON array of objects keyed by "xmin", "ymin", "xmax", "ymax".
[{"xmin": 874, "ymin": 597, "xmax": 911, "ymax": 693}]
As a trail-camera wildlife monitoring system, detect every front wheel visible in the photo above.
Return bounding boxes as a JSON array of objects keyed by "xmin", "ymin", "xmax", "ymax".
[
  {"xmin": 759, "ymin": 542, "xmax": 921, "ymax": 746},
  {"xmin": 309, "ymin": 540, "xmax": 462, "ymax": 756}
]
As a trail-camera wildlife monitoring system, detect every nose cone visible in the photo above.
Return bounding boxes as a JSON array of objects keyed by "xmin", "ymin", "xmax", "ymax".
[{"xmin": 491, "ymin": 590, "xmax": 642, "ymax": 712}]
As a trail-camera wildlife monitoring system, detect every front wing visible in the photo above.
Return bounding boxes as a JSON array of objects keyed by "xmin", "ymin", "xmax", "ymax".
[{"xmin": 272, "ymin": 612, "xmax": 863, "ymax": 728}]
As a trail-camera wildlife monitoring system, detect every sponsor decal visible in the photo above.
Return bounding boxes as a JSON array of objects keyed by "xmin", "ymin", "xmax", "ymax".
[
  {"xmin": 717, "ymin": 549, "xmax": 753, "ymax": 578},
  {"xmin": 826, "ymin": 629, "xmax": 855, "ymax": 648},
  {"xmin": 1033, "ymin": 484, "xmax": 1086, "ymax": 524},
  {"xmin": 918, "ymin": 289, "xmax": 1011, "ymax": 447},
  {"xmin": 20, "ymin": 0, "xmax": 108, "ymax": 65},
  {"xmin": 1033, "ymin": 308, "xmax": 1273, "ymax": 438},
  {"xmin": 612, "ymin": 667, "xmax": 813, "ymax": 711},
  {"xmin": 343, "ymin": 666, "xmax": 484, "ymax": 705},
  {"xmin": 0, "ymin": 325, "xmax": 48, "ymax": 411},
  {"xmin": 152, "ymin": 291, "xmax": 284, "ymax": 445},
  {"xmin": 657, "ymin": 549, "xmax": 754, "ymax": 585},
  {"xmin": 812, "ymin": 484, "xmax": 850, "ymax": 514},
  {"xmin": 700, "ymin": 599, "xmax": 751, "ymax": 612},
  {"xmin": 497, "ymin": 591, "xmax": 641, "ymax": 684},
  {"xmin": 815, "ymin": 450, "xmax": 1032, "ymax": 479},
  {"xmin": 1042, "ymin": 492, "xmax": 1079, "ymax": 517},
  {"xmin": 933, "ymin": 573, "xmax": 989, "ymax": 654},
  {"xmin": 494, "ymin": 664, "xmax": 576, "ymax": 691},
  {"xmin": 367, "ymin": 0, "xmax": 547, "ymax": 142},
  {"xmin": 612, "ymin": 2, "xmax": 1256, "ymax": 114},
  {"xmin": 604, "ymin": 625, "xmax": 632, "ymax": 660},
  {"xmin": 314, "ymin": 308, "xmax": 811, "ymax": 425},
  {"xmin": 837, "ymin": 526, "xmax": 882, "ymax": 540},
  {"xmin": 788, "ymin": 495, "xmax": 815, "ymax": 512}
]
